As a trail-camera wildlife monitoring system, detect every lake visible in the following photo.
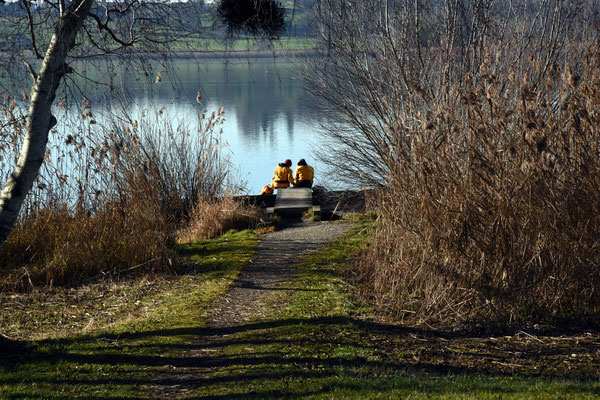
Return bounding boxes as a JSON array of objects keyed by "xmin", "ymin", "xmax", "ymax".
[{"xmin": 59, "ymin": 56, "xmax": 328, "ymax": 195}]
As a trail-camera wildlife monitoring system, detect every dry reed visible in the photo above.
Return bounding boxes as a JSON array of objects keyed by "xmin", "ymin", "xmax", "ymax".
[
  {"xmin": 177, "ymin": 196, "xmax": 264, "ymax": 242},
  {"xmin": 355, "ymin": 48, "xmax": 600, "ymax": 329},
  {"xmin": 0, "ymin": 103, "xmax": 258, "ymax": 291}
]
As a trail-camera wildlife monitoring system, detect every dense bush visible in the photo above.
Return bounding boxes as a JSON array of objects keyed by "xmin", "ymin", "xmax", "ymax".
[
  {"xmin": 356, "ymin": 50, "xmax": 600, "ymax": 329},
  {"xmin": 308, "ymin": 0, "xmax": 600, "ymax": 329},
  {"xmin": 217, "ymin": 0, "xmax": 286, "ymax": 40}
]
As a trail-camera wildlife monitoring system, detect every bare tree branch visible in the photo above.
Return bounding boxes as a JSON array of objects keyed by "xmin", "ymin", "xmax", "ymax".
[
  {"xmin": 88, "ymin": 12, "xmax": 136, "ymax": 47},
  {"xmin": 21, "ymin": 0, "xmax": 43, "ymax": 59},
  {"xmin": 305, "ymin": 0, "xmax": 595, "ymax": 185},
  {"xmin": 21, "ymin": 60, "xmax": 37, "ymax": 81}
]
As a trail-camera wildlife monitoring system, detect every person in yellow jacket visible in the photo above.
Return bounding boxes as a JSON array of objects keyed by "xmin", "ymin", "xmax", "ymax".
[
  {"xmin": 271, "ymin": 159, "xmax": 294, "ymax": 188},
  {"xmin": 294, "ymin": 159, "xmax": 314, "ymax": 188}
]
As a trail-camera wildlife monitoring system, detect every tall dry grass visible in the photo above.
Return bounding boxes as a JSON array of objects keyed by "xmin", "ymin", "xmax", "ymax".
[
  {"xmin": 356, "ymin": 49, "xmax": 600, "ymax": 329},
  {"xmin": 177, "ymin": 196, "xmax": 264, "ymax": 242},
  {"xmin": 103, "ymin": 106, "xmax": 234, "ymax": 222},
  {"xmin": 0, "ymin": 200, "xmax": 172, "ymax": 291},
  {"xmin": 0, "ymin": 100, "xmax": 253, "ymax": 291}
]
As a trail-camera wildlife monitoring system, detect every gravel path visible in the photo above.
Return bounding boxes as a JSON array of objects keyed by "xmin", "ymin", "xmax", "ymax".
[
  {"xmin": 146, "ymin": 220, "xmax": 353, "ymax": 397},
  {"xmin": 206, "ymin": 221, "xmax": 354, "ymax": 328}
]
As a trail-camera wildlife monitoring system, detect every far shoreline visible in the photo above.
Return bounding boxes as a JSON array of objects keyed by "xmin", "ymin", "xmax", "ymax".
[
  {"xmin": 169, "ymin": 48, "xmax": 319, "ymax": 60},
  {"xmin": 1, "ymin": 48, "xmax": 320, "ymax": 62}
]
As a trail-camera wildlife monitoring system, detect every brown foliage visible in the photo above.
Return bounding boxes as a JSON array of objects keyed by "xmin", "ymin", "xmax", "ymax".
[
  {"xmin": 177, "ymin": 196, "xmax": 264, "ymax": 242},
  {"xmin": 0, "ymin": 195, "xmax": 173, "ymax": 291},
  {"xmin": 355, "ymin": 49, "xmax": 600, "ymax": 329},
  {"xmin": 0, "ymin": 107, "xmax": 258, "ymax": 291}
]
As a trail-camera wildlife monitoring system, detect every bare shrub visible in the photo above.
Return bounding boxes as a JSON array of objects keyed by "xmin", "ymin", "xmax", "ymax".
[
  {"xmin": 356, "ymin": 49, "xmax": 600, "ymax": 329},
  {"xmin": 307, "ymin": 0, "xmax": 600, "ymax": 329},
  {"xmin": 306, "ymin": 0, "xmax": 593, "ymax": 187},
  {"xmin": 178, "ymin": 196, "xmax": 264, "ymax": 242}
]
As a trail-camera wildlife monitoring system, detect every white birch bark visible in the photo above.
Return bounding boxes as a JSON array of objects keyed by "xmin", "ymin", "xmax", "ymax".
[{"xmin": 0, "ymin": 0, "xmax": 95, "ymax": 246}]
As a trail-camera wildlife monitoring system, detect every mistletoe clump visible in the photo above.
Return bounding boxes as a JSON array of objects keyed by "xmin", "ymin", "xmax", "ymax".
[{"xmin": 217, "ymin": 0, "xmax": 286, "ymax": 40}]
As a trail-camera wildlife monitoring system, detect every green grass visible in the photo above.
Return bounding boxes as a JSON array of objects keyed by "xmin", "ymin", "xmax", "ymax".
[
  {"xmin": 192, "ymin": 222, "xmax": 600, "ymax": 399},
  {"xmin": 0, "ymin": 229, "xmax": 258, "ymax": 399},
  {"xmin": 167, "ymin": 36, "xmax": 316, "ymax": 52},
  {"xmin": 1, "ymin": 223, "xmax": 599, "ymax": 399}
]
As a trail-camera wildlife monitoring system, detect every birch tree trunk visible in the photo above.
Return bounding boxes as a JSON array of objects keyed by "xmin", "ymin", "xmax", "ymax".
[{"xmin": 0, "ymin": 0, "xmax": 95, "ymax": 247}]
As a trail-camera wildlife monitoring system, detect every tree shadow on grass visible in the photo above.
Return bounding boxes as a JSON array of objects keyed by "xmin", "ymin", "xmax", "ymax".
[{"xmin": 2, "ymin": 315, "xmax": 599, "ymax": 399}]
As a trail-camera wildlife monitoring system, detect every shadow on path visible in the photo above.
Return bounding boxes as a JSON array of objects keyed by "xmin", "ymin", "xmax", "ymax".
[{"xmin": 2, "ymin": 220, "xmax": 599, "ymax": 398}]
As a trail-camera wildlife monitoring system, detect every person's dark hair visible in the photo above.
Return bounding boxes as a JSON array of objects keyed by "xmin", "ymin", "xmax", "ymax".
[
  {"xmin": 284, "ymin": 159, "xmax": 292, "ymax": 167},
  {"xmin": 297, "ymin": 159, "xmax": 307, "ymax": 166}
]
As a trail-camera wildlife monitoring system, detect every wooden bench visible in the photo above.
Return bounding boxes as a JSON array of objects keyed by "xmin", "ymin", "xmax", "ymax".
[{"xmin": 267, "ymin": 188, "xmax": 319, "ymax": 217}]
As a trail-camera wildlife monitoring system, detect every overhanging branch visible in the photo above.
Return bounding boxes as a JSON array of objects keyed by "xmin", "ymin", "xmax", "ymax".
[
  {"xmin": 21, "ymin": 0, "xmax": 43, "ymax": 59},
  {"xmin": 21, "ymin": 60, "xmax": 38, "ymax": 81},
  {"xmin": 88, "ymin": 12, "xmax": 135, "ymax": 47}
]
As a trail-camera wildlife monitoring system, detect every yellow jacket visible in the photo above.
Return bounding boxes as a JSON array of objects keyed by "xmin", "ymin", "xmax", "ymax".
[
  {"xmin": 294, "ymin": 165, "xmax": 314, "ymax": 184},
  {"xmin": 272, "ymin": 165, "xmax": 294, "ymax": 188}
]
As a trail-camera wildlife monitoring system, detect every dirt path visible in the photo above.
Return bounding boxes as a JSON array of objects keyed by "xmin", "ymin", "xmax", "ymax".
[
  {"xmin": 207, "ymin": 220, "xmax": 354, "ymax": 328},
  {"xmin": 148, "ymin": 220, "xmax": 354, "ymax": 397}
]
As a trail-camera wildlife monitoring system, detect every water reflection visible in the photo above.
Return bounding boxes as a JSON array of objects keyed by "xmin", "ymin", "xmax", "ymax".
[{"xmin": 69, "ymin": 57, "xmax": 323, "ymax": 193}]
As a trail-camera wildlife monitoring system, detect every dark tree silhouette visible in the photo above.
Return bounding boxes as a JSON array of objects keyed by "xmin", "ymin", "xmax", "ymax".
[{"xmin": 218, "ymin": 0, "xmax": 286, "ymax": 39}]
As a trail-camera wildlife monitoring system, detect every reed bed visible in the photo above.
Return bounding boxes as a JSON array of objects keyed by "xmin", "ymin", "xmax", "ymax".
[
  {"xmin": 355, "ymin": 50, "xmax": 600, "ymax": 329},
  {"xmin": 0, "ymin": 101, "xmax": 258, "ymax": 291}
]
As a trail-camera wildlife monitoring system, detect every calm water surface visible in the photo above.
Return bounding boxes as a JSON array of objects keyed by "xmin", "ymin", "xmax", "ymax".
[{"xmin": 69, "ymin": 57, "xmax": 327, "ymax": 194}]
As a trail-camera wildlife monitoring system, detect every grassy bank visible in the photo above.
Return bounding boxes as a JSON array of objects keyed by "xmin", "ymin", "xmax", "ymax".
[
  {"xmin": 194, "ymin": 222, "xmax": 600, "ymax": 399},
  {"xmin": 0, "ymin": 229, "xmax": 258, "ymax": 398},
  {"xmin": 1, "ymin": 221, "xmax": 599, "ymax": 398}
]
